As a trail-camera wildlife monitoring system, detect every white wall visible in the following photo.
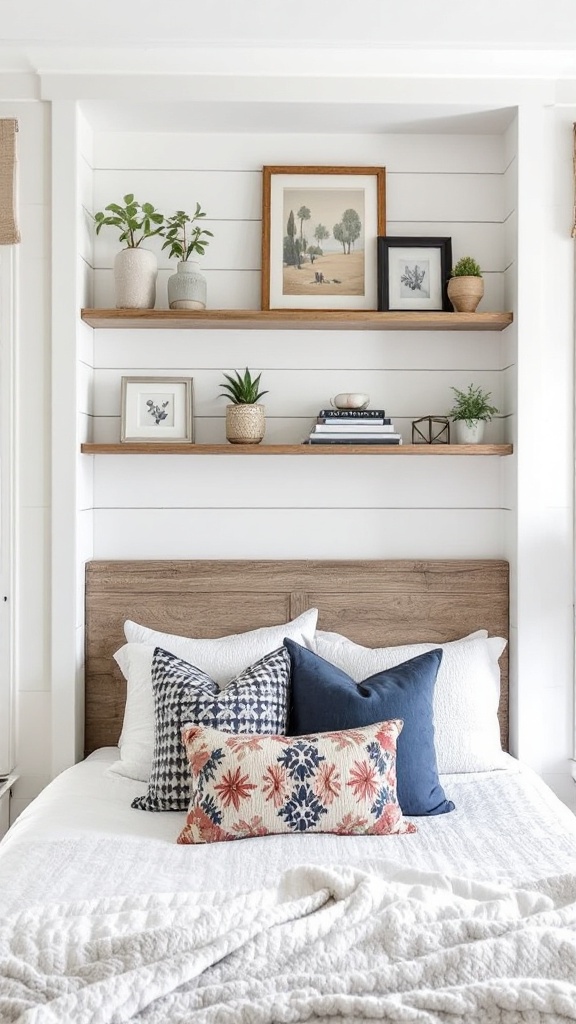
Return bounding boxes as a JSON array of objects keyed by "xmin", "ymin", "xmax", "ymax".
[
  {"xmin": 4, "ymin": 63, "xmax": 576, "ymax": 818},
  {"xmin": 88, "ymin": 130, "xmax": 508, "ymax": 563}
]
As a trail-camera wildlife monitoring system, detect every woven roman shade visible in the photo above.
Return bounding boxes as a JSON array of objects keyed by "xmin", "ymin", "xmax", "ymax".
[{"xmin": 0, "ymin": 119, "xmax": 20, "ymax": 245}]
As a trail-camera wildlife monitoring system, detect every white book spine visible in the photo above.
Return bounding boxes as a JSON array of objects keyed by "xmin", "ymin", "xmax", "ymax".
[{"xmin": 314, "ymin": 423, "xmax": 396, "ymax": 433}]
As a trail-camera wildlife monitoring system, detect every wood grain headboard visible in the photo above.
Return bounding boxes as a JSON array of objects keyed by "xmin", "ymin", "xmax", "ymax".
[{"xmin": 85, "ymin": 559, "xmax": 509, "ymax": 757}]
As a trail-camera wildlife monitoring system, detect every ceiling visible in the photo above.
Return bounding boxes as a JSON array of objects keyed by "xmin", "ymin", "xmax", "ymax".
[
  {"xmin": 79, "ymin": 100, "xmax": 517, "ymax": 136},
  {"xmin": 0, "ymin": 0, "xmax": 576, "ymax": 52}
]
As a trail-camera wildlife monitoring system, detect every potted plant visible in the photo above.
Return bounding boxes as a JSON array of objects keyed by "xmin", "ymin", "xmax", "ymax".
[
  {"xmin": 93, "ymin": 194, "xmax": 165, "ymax": 309},
  {"xmin": 219, "ymin": 368, "xmax": 268, "ymax": 444},
  {"xmin": 448, "ymin": 383, "xmax": 499, "ymax": 444},
  {"xmin": 161, "ymin": 204, "xmax": 214, "ymax": 310},
  {"xmin": 447, "ymin": 255, "xmax": 484, "ymax": 313}
]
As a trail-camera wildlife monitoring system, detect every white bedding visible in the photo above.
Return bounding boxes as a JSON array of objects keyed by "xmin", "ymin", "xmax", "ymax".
[
  {"xmin": 4, "ymin": 751, "xmax": 576, "ymax": 1022},
  {"xmin": 2, "ymin": 748, "xmax": 576, "ymax": 916}
]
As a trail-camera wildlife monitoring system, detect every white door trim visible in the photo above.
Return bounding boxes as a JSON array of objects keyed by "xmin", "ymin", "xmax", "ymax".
[{"xmin": 0, "ymin": 245, "xmax": 17, "ymax": 776}]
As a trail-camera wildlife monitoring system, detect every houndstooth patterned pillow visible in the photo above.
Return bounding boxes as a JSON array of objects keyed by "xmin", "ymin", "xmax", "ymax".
[{"xmin": 132, "ymin": 645, "xmax": 291, "ymax": 812}]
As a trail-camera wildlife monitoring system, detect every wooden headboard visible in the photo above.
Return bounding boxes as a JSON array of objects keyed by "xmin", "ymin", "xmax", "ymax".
[{"xmin": 85, "ymin": 559, "xmax": 509, "ymax": 757}]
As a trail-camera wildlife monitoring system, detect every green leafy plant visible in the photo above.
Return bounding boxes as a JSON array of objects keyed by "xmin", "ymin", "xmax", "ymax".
[
  {"xmin": 451, "ymin": 256, "xmax": 482, "ymax": 278},
  {"xmin": 448, "ymin": 384, "xmax": 499, "ymax": 426},
  {"xmin": 219, "ymin": 368, "xmax": 268, "ymax": 405},
  {"xmin": 93, "ymin": 194, "xmax": 164, "ymax": 248},
  {"xmin": 161, "ymin": 204, "xmax": 214, "ymax": 261}
]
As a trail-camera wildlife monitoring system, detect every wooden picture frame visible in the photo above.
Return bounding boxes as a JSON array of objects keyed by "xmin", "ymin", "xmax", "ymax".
[
  {"xmin": 378, "ymin": 236, "xmax": 452, "ymax": 312},
  {"xmin": 262, "ymin": 166, "xmax": 386, "ymax": 311},
  {"xmin": 120, "ymin": 376, "xmax": 194, "ymax": 443}
]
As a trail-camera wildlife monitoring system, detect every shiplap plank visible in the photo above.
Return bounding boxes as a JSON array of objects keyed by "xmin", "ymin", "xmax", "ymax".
[
  {"xmin": 77, "ymin": 360, "xmax": 94, "ymax": 417},
  {"xmin": 92, "ymin": 327, "xmax": 506, "ymax": 371},
  {"xmin": 504, "ymin": 157, "xmax": 517, "ymax": 218},
  {"xmin": 93, "ymin": 453, "xmax": 502, "ymax": 509},
  {"xmin": 90, "ymin": 413, "xmax": 505, "ymax": 446},
  {"xmin": 388, "ymin": 222, "xmax": 505, "ymax": 272},
  {"xmin": 93, "ymin": 169, "xmax": 261, "ymax": 222},
  {"xmin": 93, "ymin": 132, "xmax": 506, "ymax": 174},
  {"xmin": 387, "ymin": 172, "xmax": 503, "ymax": 222},
  {"xmin": 92, "ymin": 507, "xmax": 505, "ymax": 559},
  {"xmin": 92, "ymin": 267, "xmax": 261, "ymax": 310},
  {"xmin": 92, "ymin": 366, "xmax": 504, "ymax": 418},
  {"xmin": 92, "ymin": 219, "xmax": 505, "ymax": 273},
  {"xmin": 93, "ymin": 167, "xmax": 503, "ymax": 229},
  {"xmin": 93, "ymin": 219, "xmax": 261, "ymax": 272},
  {"xmin": 91, "ymin": 266, "xmax": 505, "ymax": 311}
]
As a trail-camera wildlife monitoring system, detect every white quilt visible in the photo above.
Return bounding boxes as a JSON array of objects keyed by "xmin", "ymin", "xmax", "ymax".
[{"xmin": 3, "ymin": 863, "xmax": 576, "ymax": 1023}]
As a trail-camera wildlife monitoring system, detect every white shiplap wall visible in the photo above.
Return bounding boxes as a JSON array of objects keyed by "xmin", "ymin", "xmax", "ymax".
[{"xmin": 87, "ymin": 130, "xmax": 508, "ymax": 561}]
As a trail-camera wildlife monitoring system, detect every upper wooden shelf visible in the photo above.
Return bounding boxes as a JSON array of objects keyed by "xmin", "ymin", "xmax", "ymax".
[
  {"xmin": 81, "ymin": 443, "xmax": 513, "ymax": 456},
  {"xmin": 80, "ymin": 309, "xmax": 513, "ymax": 332}
]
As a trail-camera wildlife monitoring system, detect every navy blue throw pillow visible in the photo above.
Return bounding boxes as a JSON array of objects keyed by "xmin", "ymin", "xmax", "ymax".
[{"xmin": 284, "ymin": 639, "xmax": 454, "ymax": 817}]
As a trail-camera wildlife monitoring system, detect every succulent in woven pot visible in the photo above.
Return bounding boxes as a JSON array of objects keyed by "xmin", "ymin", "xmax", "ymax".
[
  {"xmin": 447, "ymin": 255, "xmax": 484, "ymax": 313},
  {"xmin": 219, "ymin": 368, "xmax": 269, "ymax": 445}
]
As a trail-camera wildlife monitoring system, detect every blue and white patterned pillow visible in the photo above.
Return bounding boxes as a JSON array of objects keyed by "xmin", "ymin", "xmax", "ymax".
[{"xmin": 132, "ymin": 645, "xmax": 291, "ymax": 812}]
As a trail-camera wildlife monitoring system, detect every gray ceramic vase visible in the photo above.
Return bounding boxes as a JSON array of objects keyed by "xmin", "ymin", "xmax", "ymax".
[{"xmin": 167, "ymin": 260, "xmax": 207, "ymax": 310}]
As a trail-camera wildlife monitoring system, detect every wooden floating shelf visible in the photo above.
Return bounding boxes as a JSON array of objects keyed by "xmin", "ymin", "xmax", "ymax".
[
  {"xmin": 80, "ymin": 309, "xmax": 513, "ymax": 332},
  {"xmin": 81, "ymin": 443, "xmax": 513, "ymax": 456}
]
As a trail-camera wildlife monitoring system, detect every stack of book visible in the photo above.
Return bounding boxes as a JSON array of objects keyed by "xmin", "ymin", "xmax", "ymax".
[{"xmin": 305, "ymin": 408, "xmax": 403, "ymax": 445}]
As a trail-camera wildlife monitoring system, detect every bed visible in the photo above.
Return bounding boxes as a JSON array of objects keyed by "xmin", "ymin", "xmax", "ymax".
[{"xmin": 2, "ymin": 558, "xmax": 576, "ymax": 1022}]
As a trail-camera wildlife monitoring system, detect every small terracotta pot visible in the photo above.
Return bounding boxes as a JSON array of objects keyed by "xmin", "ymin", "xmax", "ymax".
[
  {"xmin": 225, "ymin": 404, "xmax": 266, "ymax": 444},
  {"xmin": 447, "ymin": 276, "xmax": 484, "ymax": 313}
]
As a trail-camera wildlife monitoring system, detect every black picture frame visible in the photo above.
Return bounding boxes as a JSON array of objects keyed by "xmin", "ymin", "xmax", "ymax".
[{"xmin": 378, "ymin": 236, "xmax": 452, "ymax": 312}]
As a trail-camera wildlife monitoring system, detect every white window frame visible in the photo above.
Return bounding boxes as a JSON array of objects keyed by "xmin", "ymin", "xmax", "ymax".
[{"xmin": 0, "ymin": 245, "xmax": 16, "ymax": 777}]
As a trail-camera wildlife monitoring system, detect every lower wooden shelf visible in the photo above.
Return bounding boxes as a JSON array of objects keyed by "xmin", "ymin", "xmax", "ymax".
[{"xmin": 81, "ymin": 443, "xmax": 513, "ymax": 456}]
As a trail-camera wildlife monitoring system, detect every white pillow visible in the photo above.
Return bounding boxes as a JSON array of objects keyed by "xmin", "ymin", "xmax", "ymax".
[
  {"xmin": 313, "ymin": 631, "xmax": 506, "ymax": 774},
  {"xmin": 111, "ymin": 608, "xmax": 319, "ymax": 782}
]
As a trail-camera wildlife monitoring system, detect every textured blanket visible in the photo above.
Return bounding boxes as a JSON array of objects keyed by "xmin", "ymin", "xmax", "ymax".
[{"xmin": 2, "ymin": 863, "xmax": 576, "ymax": 1023}]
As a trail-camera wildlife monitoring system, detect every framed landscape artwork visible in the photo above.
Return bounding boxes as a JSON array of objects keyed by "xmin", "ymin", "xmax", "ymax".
[
  {"xmin": 261, "ymin": 166, "xmax": 386, "ymax": 311},
  {"xmin": 377, "ymin": 236, "xmax": 452, "ymax": 312},
  {"xmin": 120, "ymin": 376, "xmax": 194, "ymax": 443}
]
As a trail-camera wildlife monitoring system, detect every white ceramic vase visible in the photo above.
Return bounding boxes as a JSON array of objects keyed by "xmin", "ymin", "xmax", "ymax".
[
  {"xmin": 454, "ymin": 419, "xmax": 485, "ymax": 444},
  {"xmin": 114, "ymin": 247, "xmax": 157, "ymax": 309},
  {"xmin": 225, "ymin": 404, "xmax": 266, "ymax": 444},
  {"xmin": 167, "ymin": 260, "xmax": 207, "ymax": 310}
]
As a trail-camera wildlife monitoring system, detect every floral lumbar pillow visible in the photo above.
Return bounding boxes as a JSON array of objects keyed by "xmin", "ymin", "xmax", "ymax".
[{"xmin": 177, "ymin": 719, "xmax": 416, "ymax": 844}]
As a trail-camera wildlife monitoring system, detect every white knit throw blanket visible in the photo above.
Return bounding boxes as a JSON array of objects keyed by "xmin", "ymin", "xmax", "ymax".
[{"xmin": 2, "ymin": 864, "xmax": 576, "ymax": 1023}]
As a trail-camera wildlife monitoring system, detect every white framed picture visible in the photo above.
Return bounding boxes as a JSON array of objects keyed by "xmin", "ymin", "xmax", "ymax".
[{"xmin": 120, "ymin": 376, "xmax": 194, "ymax": 443}]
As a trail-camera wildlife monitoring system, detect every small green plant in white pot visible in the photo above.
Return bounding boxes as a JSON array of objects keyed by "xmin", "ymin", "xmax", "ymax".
[
  {"xmin": 93, "ymin": 194, "xmax": 165, "ymax": 309},
  {"xmin": 161, "ymin": 204, "xmax": 214, "ymax": 310},
  {"xmin": 448, "ymin": 383, "xmax": 499, "ymax": 444},
  {"xmin": 447, "ymin": 255, "xmax": 484, "ymax": 313},
  {"xmin": 219, "ymin": 368, "xmax": 268, "ymax": 445}
]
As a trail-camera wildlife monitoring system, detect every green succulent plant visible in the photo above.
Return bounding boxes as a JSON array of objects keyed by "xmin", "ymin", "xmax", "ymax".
[
  {"xmin": 93, "ymin": 194, "xmax": 164, "ymax": 248},
  {"xmin": 451, "ymin": 256, "xmax": 482, "ymax": 278},
  {"xmin": 161, "ymin": 204, "xmax": 214, "ymax": 261},
  {"xmin": 448, "ymin": 384, "xmax": 499, "ymax": 426},
  {"xmin": 219, "ymin": 368, "xmax": 268, "ymax": 405}
]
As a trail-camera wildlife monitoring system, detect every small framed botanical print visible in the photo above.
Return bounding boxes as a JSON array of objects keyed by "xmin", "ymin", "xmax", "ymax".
[
  {"xmin": 378, "ymin": 236, "xmax": 452, "ymax": 312},
  {"xmin": 120, "ymin": 376, "xmax": 194, "ymax": 443}
]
